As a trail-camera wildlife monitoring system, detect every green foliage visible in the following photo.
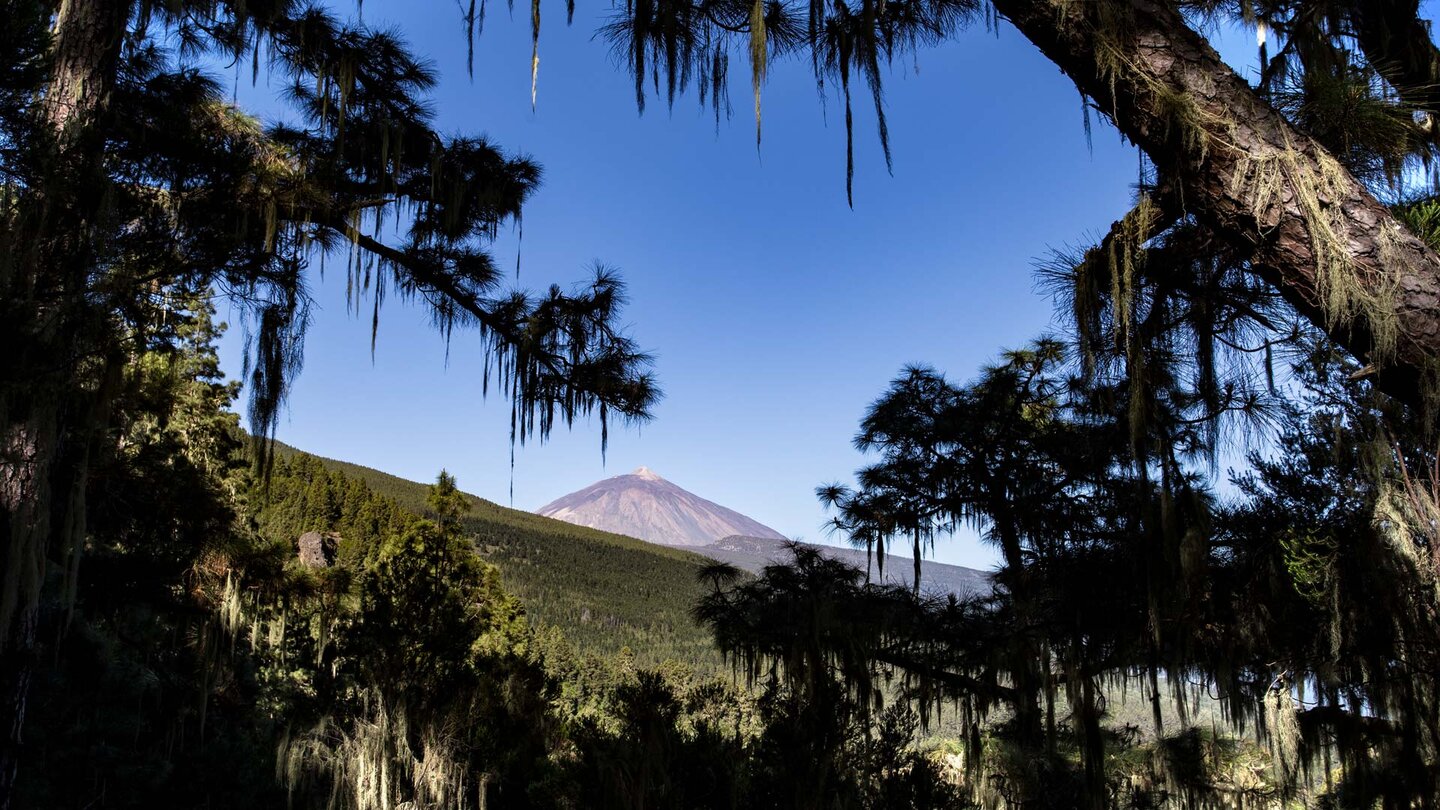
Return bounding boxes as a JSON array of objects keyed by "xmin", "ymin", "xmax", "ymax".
[
  {"xmin": 568, "ymin": 669, "xmax": 752, "ymax": 809},
  {"xmin": 21, "ymin": 368, "xmax": 978, "ymax": 810},
  {"xmin": 249, "ymin": 453, "xmax": 413, "ymax": 570},
  {"xmin": 1277, "ymin": 528, "xmax": 1337, "ymax": 607},
  {"xmin": 13, "ymin": 300, "xmax": 567, "ymax": 807},
  {"xmin": 1391, "ymin": 196, "xmax": 1440, "ymax": 251},
  {"xmin": 695, "ymin": 541, "xmax": 1298, "ymax": 808},
  {"xmin": 426, "ymin": 468, "xmax": 469, "ymax": 531},
  {"xmin": 363, "ymin": 520, "xmax": 505, "ymax": 693}
]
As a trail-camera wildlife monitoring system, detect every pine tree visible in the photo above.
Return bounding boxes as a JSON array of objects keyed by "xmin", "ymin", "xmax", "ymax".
[{"xmin": 0, "ymin": 0, "xmax": 659, "ymax": 796}]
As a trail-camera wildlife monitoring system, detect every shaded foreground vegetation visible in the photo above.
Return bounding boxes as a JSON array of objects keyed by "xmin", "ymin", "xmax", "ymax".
[
  {"xmin": 7, "ymin": 299, "xmax": 1329, "ymax": 810},
  {"xmin": 15, "ymin": 294, "xmax": 1433, "ymax": 809},
  {"xmin": 9, "ymin": 303, "xmax": 961, "ymax": 808}
]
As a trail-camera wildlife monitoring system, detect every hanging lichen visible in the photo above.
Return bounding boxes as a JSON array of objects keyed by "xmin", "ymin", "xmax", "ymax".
[{"xmin": 1234, "ymin": 141, "xmax": 1402, "ymax": 362}]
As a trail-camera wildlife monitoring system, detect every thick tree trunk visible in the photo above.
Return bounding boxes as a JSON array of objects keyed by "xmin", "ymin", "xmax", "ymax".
[
  {"xmin": 993, "ymin": 0, "xmax": 1440, "ymax": 409},
  {"xmin": 0, "ymin": 0, "xmax": 128, "ymax": 803},
  {"xmin": 0, "ymin": 415, "xmax": 55, "ymax": 801}
]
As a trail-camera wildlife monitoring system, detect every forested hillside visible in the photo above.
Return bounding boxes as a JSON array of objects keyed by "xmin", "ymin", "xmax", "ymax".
[{"xmin": 270, "ymin": 444, "xmax": 727, "ymax": 670}]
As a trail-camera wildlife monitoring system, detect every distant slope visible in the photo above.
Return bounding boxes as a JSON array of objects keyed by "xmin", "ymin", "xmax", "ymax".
[
  {"xmin": 271, "ymin": 444, "xmax": 726, "ymax": 671},
  {"xmin": 701, "ymin": 535, "xmax": 992, "ymax": 597},
  {"xmin": 536, "ymin": 467, "xmax": 786, "ymax": 547}
]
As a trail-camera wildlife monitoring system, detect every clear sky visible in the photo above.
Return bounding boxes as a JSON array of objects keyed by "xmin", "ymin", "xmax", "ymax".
[{"xmin": 217, "ymin": 2, "xmax": 1261, "ymax": 570}]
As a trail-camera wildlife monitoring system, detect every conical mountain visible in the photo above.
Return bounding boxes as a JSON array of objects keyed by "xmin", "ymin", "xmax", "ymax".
[{"xmin": 536, "ymin": 467, "xmax": 787, "ymax": 547}]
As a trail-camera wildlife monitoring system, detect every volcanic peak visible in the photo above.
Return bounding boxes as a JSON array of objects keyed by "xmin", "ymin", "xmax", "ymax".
[{"xmin": 535, "ymin": 468, "xmax": 785, "ymax": 547}]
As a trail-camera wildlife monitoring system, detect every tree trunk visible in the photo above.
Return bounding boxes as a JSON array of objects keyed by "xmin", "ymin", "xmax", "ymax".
[
  {"xmin": 1077, "ymin": 671, "xmax": 1105, "ymax": 810},
  {"xmin": 993, "ymin": 0, "xmax": 1440, "ymax": 410},
  {"xmin": 993, "ymin": 520, "xmax": 1048, "ymax": 799},
  {"xmin": 0, "ymin": 0, "xmax": 128, "ymax": 803}
]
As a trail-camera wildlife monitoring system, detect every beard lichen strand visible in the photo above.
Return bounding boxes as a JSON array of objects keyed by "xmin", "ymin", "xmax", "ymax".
[
  {"xmin": 1089, "ymin": 23, "xmax": 1237, "ymax": 164},
  {"xmin": 1261, "ymin": 683, "xmax": 1303, "ymax": 799},
  {"xmin": 531, "ymin": 0, "xmax": 541, "ymax": 110},
  {"xmin": 1118, "ymin": 197, "xmax": 1165, "ymax": 410},
  {"xmin": 269, "ymin": 623, "xmax": 475, "ymax": 807},
  {"xmin": 1374, "ymin": 475, "xmax": 1440, "ymax": 609},
  {"xmin": 1105, "ymin": 196, "xmax": 1154, "ymax": 353},
  {"xmin": 748, "ymin": 0, "xmax": 767, "ymax": 149},
  {"xmin": 1234, "ymin": 140, "xmax": 1403, "ymax": 366}
]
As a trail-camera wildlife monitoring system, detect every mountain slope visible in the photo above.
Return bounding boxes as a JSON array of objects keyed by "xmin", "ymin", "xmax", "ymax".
[
  {"xmin": 536, "ymin": 467, "xmax": 786, "ymax": 547},
  {"xmin": 270, "ymin": 444, "xmax": 726, "ymax": 671},
  {"xmin": 700, "ymin": 535, "xmax": 992, "ymax": 597}
]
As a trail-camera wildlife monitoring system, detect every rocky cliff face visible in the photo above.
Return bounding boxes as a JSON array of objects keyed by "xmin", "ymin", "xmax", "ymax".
[{"xmin": 535, "ymin": 467, "xmax": 787, "ymax": 547}]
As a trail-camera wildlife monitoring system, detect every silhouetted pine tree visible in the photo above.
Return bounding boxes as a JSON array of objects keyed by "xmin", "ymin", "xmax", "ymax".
[{"xmin": 0, "ymin": 1, "xmax": 658, "ymax": 791}]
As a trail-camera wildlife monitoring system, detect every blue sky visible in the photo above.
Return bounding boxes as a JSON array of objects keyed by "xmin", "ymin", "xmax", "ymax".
[{"xmin": 218, "ymin": 2, "xmax": 1263, "ymax": 570}]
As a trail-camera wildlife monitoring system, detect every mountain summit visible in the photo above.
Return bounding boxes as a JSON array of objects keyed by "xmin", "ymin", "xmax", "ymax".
[{"xmin": 536, "ymin": 468, "xmax": 786, "ymax": 547}]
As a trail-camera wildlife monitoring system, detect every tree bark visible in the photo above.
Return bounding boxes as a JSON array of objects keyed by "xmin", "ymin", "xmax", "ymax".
[
  {"xmin": 0, "ymin": 0, "xmax": 128, "ymax": 803},
  {"xmin": 992, "ymin": 0, "xmax": 1440, "ymax": 410}
]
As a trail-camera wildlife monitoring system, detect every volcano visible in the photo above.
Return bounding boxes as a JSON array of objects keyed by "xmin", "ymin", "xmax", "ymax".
[{"xmin": 535, "ymin": 467, "xmax": 787, "ymax": 547}]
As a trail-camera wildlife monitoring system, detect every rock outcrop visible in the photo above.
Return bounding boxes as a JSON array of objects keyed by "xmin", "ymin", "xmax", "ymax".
[{"xmin": 297, "ymin": 531, "xmax": 340, "ymax": 567}]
